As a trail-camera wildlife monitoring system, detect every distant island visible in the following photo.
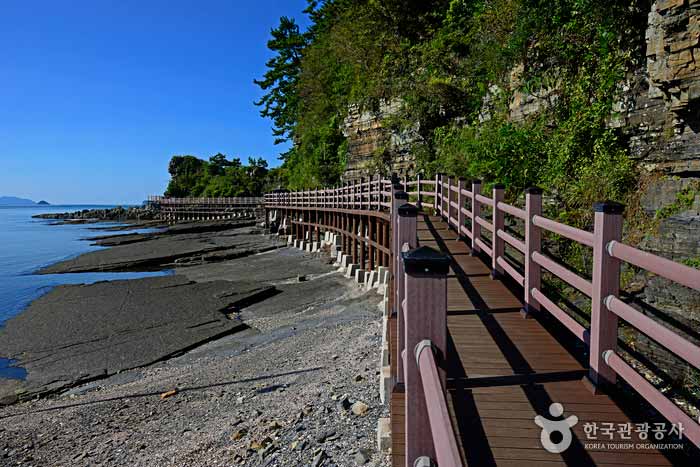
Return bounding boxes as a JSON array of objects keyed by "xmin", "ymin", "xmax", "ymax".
[{"xmin": 0, "ymin": 196, "xmax": 49, "ymax": 206}]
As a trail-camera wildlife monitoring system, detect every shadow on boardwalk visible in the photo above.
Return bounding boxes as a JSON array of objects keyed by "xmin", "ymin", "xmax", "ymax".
[{"xmin": 391, "ymin": 214, "xmax": 698, "ymax": 467}]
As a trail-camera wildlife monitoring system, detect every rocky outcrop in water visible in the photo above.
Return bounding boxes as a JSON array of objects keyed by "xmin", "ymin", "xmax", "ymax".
[{"xmin": 33, "ymin": 205, "xmax": 159, "ymax": 222}]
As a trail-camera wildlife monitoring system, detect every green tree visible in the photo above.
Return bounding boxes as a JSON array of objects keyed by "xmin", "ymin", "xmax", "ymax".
[
  {"xmin": 164, "ymin": 155, "xmax": 274, "ymax": 197},
  {"xmin": 165, "ymin": 155, "xmax": 208, "ymax": 197},
  {"xmin": 254, "ymin": 16, "xmax": 308, "ymax": 148},
  {"xmin": 208, "ymin": 153, "xmax": 231, "ymax": 176}
]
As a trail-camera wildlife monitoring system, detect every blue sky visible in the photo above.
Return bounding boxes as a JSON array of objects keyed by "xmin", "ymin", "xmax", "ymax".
[{"xmin": 0, "ymin": 0, "xmax": 309, "ymax": 204}]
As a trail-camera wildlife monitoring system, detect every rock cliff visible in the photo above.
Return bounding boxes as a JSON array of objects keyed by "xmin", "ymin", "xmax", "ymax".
[
  {"xmin": 339, "ymin": 0, "xmax": 700, "ymax": 380},
  {"xmin": 620, "ymin": 2, "xmax": 700, "ymax": 379},
  {"xmin": 341, "ymin": 101, "xmax": 417, "ymax": 182}
]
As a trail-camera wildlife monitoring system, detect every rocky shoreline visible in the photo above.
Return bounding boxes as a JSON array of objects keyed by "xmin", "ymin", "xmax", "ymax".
[
  {"xmin": 0, "ymin": 218, "xmax": 389, "ymax": 466},
  {"xmin": 32, "ymin": 205, "xmax": 160, "ymax": 223}
]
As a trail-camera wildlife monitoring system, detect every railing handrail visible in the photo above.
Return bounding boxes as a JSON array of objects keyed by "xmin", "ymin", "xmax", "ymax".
[
  {"xmin": 416, "ymin": 342, "xmax": 464, "ymax": 467},
  {"xmin": 426, "ymin": 175, "xmax": 700, "ymax": 447},
  {"xmin": 265, "ymin": 173, "xmax": 700, "ymax": 449},
  {"xmin": 608, "ymin": 240, "xmax": 700, "ymax": 291}
]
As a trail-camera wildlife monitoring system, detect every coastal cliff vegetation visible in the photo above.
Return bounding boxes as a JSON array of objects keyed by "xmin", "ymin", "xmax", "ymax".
[
  {"xmin": 255, "ymin": 0, "xmax": 648, "ymax": 224},
  {"xmin": 251, "ymin": 0, "xmax": 700, "ymax": 410}
]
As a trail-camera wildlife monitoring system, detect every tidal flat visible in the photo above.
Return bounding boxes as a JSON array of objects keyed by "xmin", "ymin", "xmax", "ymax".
[{"xmin": 0, "ymin": 220, "xmax": 389, "ymax": 466}]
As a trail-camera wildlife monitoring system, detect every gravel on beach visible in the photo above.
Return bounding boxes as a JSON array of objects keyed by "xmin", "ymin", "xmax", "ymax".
[{"xmin": 0, "ymin": 221, "xmax": 390, "ymax": 467}]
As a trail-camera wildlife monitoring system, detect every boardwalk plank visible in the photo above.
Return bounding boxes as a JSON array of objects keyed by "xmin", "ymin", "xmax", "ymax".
[{"xmin": 390, "ymin": 215, "xmax": 681, "ymax": 466}]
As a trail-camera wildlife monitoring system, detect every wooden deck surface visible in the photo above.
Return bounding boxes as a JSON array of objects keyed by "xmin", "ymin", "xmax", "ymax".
[{"xmin": 390, "ymin": 214, "xmax": 685, "ymax": 466}]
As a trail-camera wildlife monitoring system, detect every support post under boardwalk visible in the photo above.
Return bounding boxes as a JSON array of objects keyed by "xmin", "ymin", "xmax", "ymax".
[
  {"xmin": 351, "ymin": 214, "xmax": 358, "ymax": 264},
  {"xmin": 359, "ymin": 215, "xmax": 366, "ymax": 270},
  {"xmin": 368, "ymin": 216, "xmax": 375, "ymax": 270},
  {"xmin": 402, "ymin": 246, "xmax": 451, "ymax": 467},
  {"xmin": 396, "ymin": 203, "xmax": 418, "ymax": 386},
  {"xmin": 589, "ymin": 201, "xmax": 624, "ymax": 389}
]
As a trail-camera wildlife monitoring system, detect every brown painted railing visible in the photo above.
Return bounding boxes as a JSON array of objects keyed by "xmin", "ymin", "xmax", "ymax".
[
  {"xmin": 148, "ymin": 195, "xmax": 263, "ymax": 205},
  {"xmin": 430, "ymin": 173, "xmax": 700, "ymax": 447},
  {"xmin": 265, "ymin": 173, "xmax": 700, "ymax": 460},
  {"xmin": 395, "ymin": 201, "xmax": 463, "ymax": 467},
  {"xmin": 148, "ymin": 195, "xmax": 264, "ymax": 221},
  {"xmin": 266, "ymin": 180, "xmax": 463, "ymax": 466}
]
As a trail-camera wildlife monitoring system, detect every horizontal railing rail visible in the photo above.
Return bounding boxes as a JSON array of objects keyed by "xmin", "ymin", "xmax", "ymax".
[
  {"xmin": 265, "ymin": 171, "xmax": 700, "ymax": 452},
  {"xmin": 417, "ymin": 341, "xmax": 463, "ymax": 467},
  {"xmin": 429, "ymin": 173, "xmax": 700, "ymax": 448},
  {"xmin": 151, "ymin": 196, "xmax": 264, "ymax": 205},
  {"xmin": 397, "ymin": 204, "xmax": 464, "ymax": 467}
]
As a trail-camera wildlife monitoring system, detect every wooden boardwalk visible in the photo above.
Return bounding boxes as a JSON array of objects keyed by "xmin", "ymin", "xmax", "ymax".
[{"xmin": 391, "ymin": 214, "xmax": 684, "ymax": 466}]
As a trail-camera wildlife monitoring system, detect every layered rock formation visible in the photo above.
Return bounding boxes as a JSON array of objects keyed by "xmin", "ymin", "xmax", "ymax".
[
  {"xmin": 341, "ymin": 100, "xmax": 417, "ymax": 182},
  {"xmin": 339, "ymin": 0, "xmax": 700, "ymax": 380}
]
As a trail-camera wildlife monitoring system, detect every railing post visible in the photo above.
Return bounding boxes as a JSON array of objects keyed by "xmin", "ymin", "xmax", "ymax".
[
  {"xmin": 359, "ymin": 177, "xmax": 365, "ymax": 211},
  {"xmin": 457, "ymin": 178, "xmax": 466, "ymax": 238},
  {"xmin": 440, "ymin": 174, "xmax": 447, "ymax": 219},
  {"xmin": 470, "ymin": 180, "xmax": 482, "ymax": 255},
  {"xmin": 589, "ymin": 201, "xmax": 624, "ymax": 390},
  {"xmin": 392, "ymin": 189, "xmax": 409, "ymax": 289},
  {"xmin": 396, "ymin": 203, "xmax": 418, "ymax": 386},
  {"xmin": 434, "ymin": 173, "xmax": 440, "ymax": 213},
  {"xmin": 491, "ymin": 184, "xmax": 505, "ymax": 277},
  {"xmin": 350, "ymin": 179, "xmax": 355, "ymax": 210},
  {"xmin": 402, "ymin": 246, "xmax": 451, "ymax": 466},
  {"xmin": 416, "ymin": 173, "xmax": 422, "ymax": 210},
  {"xmin": 446, "ymin": 176, "xmax": 453, "ymax": 228},
  {"xmin": 523, "ymin": 187, "xmax": 542, "ymax": 317}
]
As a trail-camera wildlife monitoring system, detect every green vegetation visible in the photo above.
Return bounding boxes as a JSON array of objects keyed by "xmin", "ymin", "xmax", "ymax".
[
  {"xmin": 255, "ymin": 0, "xmax": 648, "ymax": 222},
  {"xmin": 164, "ymin": 154, "xmax": 283, "ymax": 197},
  {"xmin": 655, "ymin": 180, "xmax": 700, "ymax": 220}
]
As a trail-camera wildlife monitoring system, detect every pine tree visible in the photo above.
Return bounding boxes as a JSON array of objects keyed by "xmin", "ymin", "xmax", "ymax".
[{"xmin": 254, "ymin": 17, "xmax": 308, "ymax": 151}]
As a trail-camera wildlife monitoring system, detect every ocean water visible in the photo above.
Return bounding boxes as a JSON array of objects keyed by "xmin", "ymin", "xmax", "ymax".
[{"xmin": 0, "ymin": 205, "xmax": 168, "ymax": 379}]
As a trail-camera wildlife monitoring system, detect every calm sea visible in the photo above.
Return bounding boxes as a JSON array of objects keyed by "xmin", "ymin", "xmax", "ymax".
[{"xmin": 0, "ymin": 205, "xmax": 167, "ymax": 379}]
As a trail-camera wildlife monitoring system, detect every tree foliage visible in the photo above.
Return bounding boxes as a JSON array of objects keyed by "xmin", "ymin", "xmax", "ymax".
[
  {"xmin": 255, "ymin": 0, "xmax": 648, "ymax": 220},
  {"xmin": 254, "ymin": 17, "xmax": 308, "ymax": 147},
  {"xmin": 165, "ymin": 154, "xmax": 277, "ymax": 197}
]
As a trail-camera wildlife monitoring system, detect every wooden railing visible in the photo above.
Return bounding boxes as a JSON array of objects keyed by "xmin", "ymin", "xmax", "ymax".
[
  {"xmin": 395, "ymin": 201, "xmax": 463, "ymax": 467},
  {"xmin": 263, "ymin": 175, "xmax": 393, "ymax": 210},
  {"xmin": 148, "ymin": 195, "xmax": 264, "ymax": 222},
  {"xmin": 148, "ymin": 195, "xmax": 263, "ymax": 205},
  {"xmin": 264, "ymin": 172, "xmax": 700, "ymax": 461},
  {"xmin": 431, "ymin": 173, "xmax": 700, "ymax": 447}
]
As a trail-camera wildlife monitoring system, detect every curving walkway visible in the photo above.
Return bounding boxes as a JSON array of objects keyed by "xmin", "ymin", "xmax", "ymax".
[{"xmin": 390, "ymin": 214, "xmax": 691, "ymax": 466}]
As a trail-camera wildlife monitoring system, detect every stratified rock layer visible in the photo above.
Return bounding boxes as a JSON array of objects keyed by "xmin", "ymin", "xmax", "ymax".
[{"xmin": 0, "ymin": 275, "xmax": 274, "ymax": 402}]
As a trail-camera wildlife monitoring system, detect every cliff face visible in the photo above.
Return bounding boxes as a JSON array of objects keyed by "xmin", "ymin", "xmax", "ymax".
[
  {"xmin": 623, "ymin": 0, "xmax": 700, "ymax": 379},
  {"xmin": 620, "ymin": 1, "xmax": 700, "ymax": 257},
  {"xmin": 340, "ymin": 0, "xmax": 700, "ymax": 379},
  {"xmin": 341, "ymin": 101, "xmax": 416, "ymax": 182}
]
